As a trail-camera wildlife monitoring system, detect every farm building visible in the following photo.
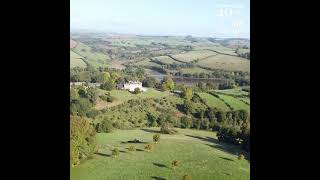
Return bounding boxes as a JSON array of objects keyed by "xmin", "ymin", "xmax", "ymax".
[{"xmin": 119, "ymin": 81, "xmax": 146, "ymax": 92}]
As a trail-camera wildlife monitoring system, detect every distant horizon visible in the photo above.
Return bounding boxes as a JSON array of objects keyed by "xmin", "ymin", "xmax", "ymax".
[
  {"xmin": 71, "ymin": 0, "xmax": 250, "ymax": 39},
  {"xmin": 70, "ymin": 28, "xmax": 250, "ymax": 39}
]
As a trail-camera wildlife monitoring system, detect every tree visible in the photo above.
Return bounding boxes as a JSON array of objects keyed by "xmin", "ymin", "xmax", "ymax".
[
  {"xmin": 128, "ymin": 145, "xmax": 136, "ymax": 152},
  {"xmin": 153, "ymin": 134, "xmax": 160, "ymax": 143},
  {"xmin": 183, "ymin": 100, "xmax": 194, "ymax": 114},
  {"xmin": 70, "ymin": 88, "xmax": 79, "ymax": 101},
  {"xmin": 180, "ymin": 116, "xmax": 192, "ymax": 129},
  {"xmin": 144, "ymin": 143, "xmax": 154, "ymax": 152},
  {"xmin": 100, "ymin": 80, "xmax": 115, "ymax": 91},
  {"xmin": 182, "ymin": 175, "xmax": 192, "ymax": 180},
  {"xmin": 112, "ymin": 148, "xmax": 119, "ymax": 157},
  {"xmin": 182, "ymin": 87, "xmax": 193, "ymax": 100},
  {"xmin": 102, "ymin": 72, "xmax": 111, "ymax": 83},
  {"xmin": 171, "ymin": 160, "xmax": 179, "ymax": 170},
  {"xmin": 238, "ymin": 154, "xmax": 245, "ymax": 160},
  {"xmin": 70, "ymin": 116, "xmax": 96, "ymax": 166},
  {"xmin": 161, "ymin": 76, "xmax": 174, "ymax": 91},
  {"xmin": 133, "ymin": 87, "xmax": 141, "ymax": 94},
  {"xmin": 143, "ymin": 76, "xmax": 158, "ymax": 88}
]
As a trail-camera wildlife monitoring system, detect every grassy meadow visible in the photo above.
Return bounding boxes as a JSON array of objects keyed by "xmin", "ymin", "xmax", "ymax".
[
  {"xmin": 171, "ymin": 50, "xmax": 217, "ymax": 62},
  {"xmin": 70, "ymin": 50, "xmax": 87, "ymax": 68},
  {"xmin": 197, "ymin": 92, "xmax": 230, "ymax": 111},
  {"xmin": 217, "ymin": 94, "xmax": 250, "ymax": 112},
  {"xmin": 197, "ymin": 54, "xmax": 250, "ymax": 72},
  {"xmin": 70, "ymin": 128, "xmax": 250, "ymax": 180}
]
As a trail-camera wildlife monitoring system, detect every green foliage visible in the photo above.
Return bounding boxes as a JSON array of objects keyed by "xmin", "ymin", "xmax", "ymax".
[
  {"xmin": 153, "ymin": 134, "xmax": 160, "ymax": 143},
  {"xmin": 238, "ymin": 154, "xmax": 245, "ymax": 160},
  {"xmin": 142, "ymin": 76, "xmax": 158, "ymax": 88},
  {"xmin": 128, "ymin": 145, "xmax": 136, "ymax": 152},
  {"xmin": 70, "ymin": 98, "xmax": 93, "ymax": 117},
  {"xmin": 144, "ymin": 143, "xmax": 154, "ymax": 152},
  {"xmin": 70, "ymin": 116, "xmax": 96, "ymax": 166},
  {"xmin": 171, "ymin": 160, "xmax": 179, "ymax": 170},
  {"xmin": 160, "ymin": 122, "xmax": 178, "ymax": 134},
  {"xmin": 133, "ymin": 87, "xmax": 141, "ymax": 94},
  {"xmin": 112, "ymin": 148, "xmax": 120, "ymax": 157},
  {"xmin": 182, "ymin": 87, "xmax": 193, "ymax": 100},
  {"xmin": 183, "ymin": 174, "xmax": 192, "ymax": 180},
  {"xmin": 161, "ymin": 76, "xmax": 174, "ymax": 91},
  {"xmin": 183, "ymin": 100, "xmax": 194, "ymax": 114},
  {"xmin": 180, "ymin": 116, "xmax": 193, "ymax": 129},
  {"xmin": 100, "ymin": 80, "xmax": 115, "ymax": 91}
]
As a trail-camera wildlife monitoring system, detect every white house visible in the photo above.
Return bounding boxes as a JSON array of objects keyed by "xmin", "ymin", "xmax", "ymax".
[{"xmin": 122, "ymin": 81, "xmax": 146, "ymax": 92}]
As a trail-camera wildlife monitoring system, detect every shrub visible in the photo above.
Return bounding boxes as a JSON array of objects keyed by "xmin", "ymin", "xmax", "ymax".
[
  {"xmin": 144, "ymin": 143, "xmax": 154, "ymax": 152},
  {"xmin": 112, "ymin": 148, "xmax": 119, "ymax": 157},
  {"xmin": 128, "ymin": 145, "xmax": 136, "ymax": 152},
  {"xmin": 106, "ymin": 96, "xmax": 114, "ymax": 102},
  {"xmin": 182, "ymin": 175, "xmax": 191, "ymax": 180},
  {"xmin": 171, "ymin": 160, "xmax": 179, "ymax": 170},
  {"xmin": 133, "ymin": 87, "xmax": 141, "ymax": 94},
  {"xmin": 70, "ymin": 116, "xmax": 96, "ymax": 166},
  {"xmin": 180, "ymin": 116, "xmax": 192, "ymax": 129},
  {"xmin": 238, "ymin": 154, "xmax": 245, "ymax": 160},
  {"xmin": 153, "ymin": 134, "xmax": 160, "ymax": 143},
  {"xmin": 160, "ymin": 122, "xmax": 178, "ymax": 134}
]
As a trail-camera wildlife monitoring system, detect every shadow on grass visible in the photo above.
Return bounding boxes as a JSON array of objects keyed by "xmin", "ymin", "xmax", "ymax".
[
  {"xmin": 141, "ymin": 128, "xmax": 160, "ymax": 133},
  {"xmin": 207, "ymin": 144, "xmax": 250, "ymax": 161},
  {"xmin": 153, "ymin": 162, "xmax": 169, "ymax": 169},
  {"xmin": 185, "ymin": 134, "xmax": 250, "ymax": 159},
  {"xmin": 119, "ymin": 150, "xmax": 127, "ymax": 153},
  {"xmin": 219, "ymin": 156, "xmax": 234, "ymax": 161},
  {"xmin": 136, "ymin": 149, "xmax": 144, "ymax": 152},
  {"xmin": 185, "ymin": 135, "xmax": 219, "ymax": 144},
  {"xmin": 94, "ymin": 152, "xmax": 111, "ymax": 157},
  {"xmin": 121, "ymin": 140, "xmax": 147, "ymax": 144},
  {"xmin": 151, "ymin": 176, "xmax": 167, "ymax": 180}
]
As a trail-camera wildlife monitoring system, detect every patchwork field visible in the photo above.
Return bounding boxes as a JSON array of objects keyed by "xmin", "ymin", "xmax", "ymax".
[
  {"xmin": 217, "ymin": 94, "xmax": 250, "ymax": 112},
  {"xmin": 152, "ymin": 56, "xmax": 182, "ymax": 65},
  {"xmin": 70, "ymin": 128, "xmax": 250, "ymax": 180},
  {"xmin": 214, "ymin": 89, "xmax": 249, "ymax": 96},
  {"xmin": 171, "ymin": 50, "xmax": 217, "ymax": 62},
  {"xmin": 70, "ymin": 51, "xmax": 86, "ymax": 68},
  {"xmin": 195, "ymin": 46, "xmax": 238, "ymax": 56},
  {"xmin": 95, "ymin": 88, "xmax": 172, "ymax": 109},
  {"xmin": 197, "ymin": 92, "xmax": 230, "ymax": 111},
  {"xmin": 179, "ymin": 67, "xmax": 213, "ymax": 74},
  {"xmin": 72, "ymin": 42, "xmax": 111, "ymax": 68},
  {"xmin": 197, "ymin": 54, "xmax": 250, "ymax": 72}
]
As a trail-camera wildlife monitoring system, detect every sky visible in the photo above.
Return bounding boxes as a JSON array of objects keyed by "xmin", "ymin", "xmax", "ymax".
[{"xmin": 71, "ymin": 0, "xmax": 250, "ymax": 38}]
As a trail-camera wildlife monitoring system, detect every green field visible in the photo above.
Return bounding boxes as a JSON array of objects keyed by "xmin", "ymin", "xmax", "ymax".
[
  {"xmin": 197, "ymin": 93, "xmax": 230, "ymax": 111},
  {"xmin": 214, "ymin": 89, "xmax": 249, "ymax": 96},
  {"xmin": 70, "ymin": 128, "xmax": 250, "ymax": 180},
  {"xmin": 153, "ymin": 56, "xmax": 182, "ymax": 65},
  {"xmin": 72, "ymin": 42, "xmax": 111, "ymax": 68},
  {"xmin": 217, "ymin": 94, "xmax": 250, "ymax": 112},
  {"xmin": 70, "ymin": 50, "xmax": 87, "ymax": 68},
  {"xmin": 179, "ymin": 67, "xmax": 212, "ymax": 74},
  {"xmin": 96, "ymin": 88, "xmax": 172, "ymax": 109},
  {"xmin": 197, "ymin": 54, "xmax": 250, "ymax": 72},
  {"xmin": 195, "ymin": 46, "xmax": 238, "ymax": 56},
  {"xmin": 171, "ymin": 50, "xmax": 217, "ymax": 62}
]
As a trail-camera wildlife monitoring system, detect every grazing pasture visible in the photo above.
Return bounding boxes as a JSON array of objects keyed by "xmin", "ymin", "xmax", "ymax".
[
  {"xmin": 197, "ymin": 54, "xmax": 250, "ymax": 72},
  {"xmin": 70, "ymin": 128, "xmax": 250, "ymax": 180}
]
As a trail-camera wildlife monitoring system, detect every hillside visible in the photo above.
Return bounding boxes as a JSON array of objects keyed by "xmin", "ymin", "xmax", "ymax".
[{"xmin": 70, "ymin": 128, "xmax": 250, "ymax": 180}]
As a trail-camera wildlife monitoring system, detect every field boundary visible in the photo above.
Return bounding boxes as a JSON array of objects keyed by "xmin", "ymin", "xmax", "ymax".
[{"xmin": 207, "ymin": 91, "xmax": 234, "ymax": 111}]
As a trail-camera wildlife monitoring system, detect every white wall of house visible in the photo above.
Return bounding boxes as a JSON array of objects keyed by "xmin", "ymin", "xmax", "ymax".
[{"xmin": 123, "ymin": 81, "xmax": 146, "ymax": 92}]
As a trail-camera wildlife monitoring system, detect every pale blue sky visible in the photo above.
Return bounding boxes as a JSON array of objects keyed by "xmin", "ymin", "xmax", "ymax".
[{"xmin": 71, "ymin": 0, "xmax": 250, "ymax": 38}]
